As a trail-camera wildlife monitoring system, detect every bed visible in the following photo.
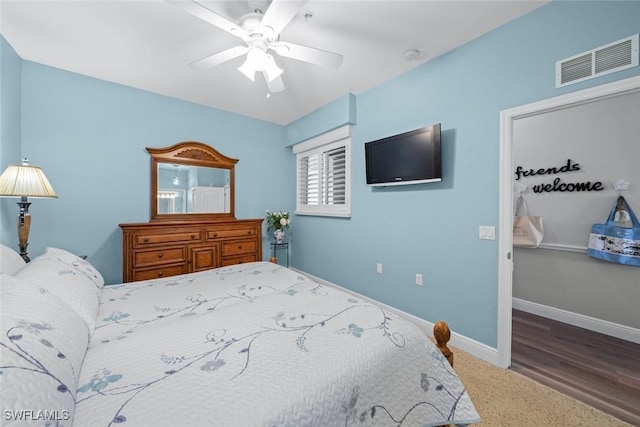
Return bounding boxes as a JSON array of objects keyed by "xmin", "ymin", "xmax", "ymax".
[{"xmin": 1, "ymin": 245, "xmax": 480, "ymax": 426}]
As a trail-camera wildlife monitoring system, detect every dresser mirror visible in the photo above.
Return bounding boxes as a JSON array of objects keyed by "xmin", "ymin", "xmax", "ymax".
[{"xmin": 148, "ymin": 142, "xmax": 237, "ymax": 221}]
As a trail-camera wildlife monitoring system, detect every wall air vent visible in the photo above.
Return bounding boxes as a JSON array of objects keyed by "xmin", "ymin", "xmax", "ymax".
[{"xmin": 556, "ymin": 34, "xmax": 638, "ymax": 88}]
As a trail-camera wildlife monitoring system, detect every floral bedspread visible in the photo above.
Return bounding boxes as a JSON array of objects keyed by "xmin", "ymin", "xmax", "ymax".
[{"xmin": 74, "ymin": 262, "xmax": 479, "ymax": 426}]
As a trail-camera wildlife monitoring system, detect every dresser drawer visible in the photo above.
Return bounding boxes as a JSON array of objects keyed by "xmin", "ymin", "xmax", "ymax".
[
  {"xmin": 134, "ymin": 247, "xmax": 185, "ymax": 267},
  {"xmin": 189, "ymin": 245, "xmax": 218, "ymax": 272},
  {"xmin": 221, "ymin": 240, "xmax": 257, "ymax": 256},
  {"xmin": 121, "ymin": 219, "xmax": 263, "ymax": 283},
  {"xmin": 133, "ymin": 265, "xmax": 186, "ymax": 281},
  {"xmin": 135, "ymin": 231, "xmax": 202, "ymax": 247},
  {"xmin": 207, "ymin": 228, "xmax": 256, "ymax": 240},
  {"xmin": 220, "ymin": 254, "xmax": 257, "ymax": 266}
]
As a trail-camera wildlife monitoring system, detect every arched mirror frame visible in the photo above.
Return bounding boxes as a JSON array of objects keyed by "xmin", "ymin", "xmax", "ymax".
[{"xmin": 147, "ymin": 141, "xmax": 237, "ymax": 222}]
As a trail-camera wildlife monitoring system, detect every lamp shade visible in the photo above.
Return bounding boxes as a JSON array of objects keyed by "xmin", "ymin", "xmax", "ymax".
[{"xmin": 0, "ymin": 160, "xmax": 57, "ymax": 199}]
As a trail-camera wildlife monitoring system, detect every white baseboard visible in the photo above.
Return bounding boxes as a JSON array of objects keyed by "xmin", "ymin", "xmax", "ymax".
[
  {"xmin": 513, "ymin": 298, "xmax": 640, "ymax": 344},
  {"xmin": 291, "ymin": 268, "xmax": 501, "ymax": 367}
]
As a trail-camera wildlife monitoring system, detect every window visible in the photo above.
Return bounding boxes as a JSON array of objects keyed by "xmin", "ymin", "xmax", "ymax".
[{"xmin": 294, "ymin": 125, "xmax": 352, "ymax": 217}]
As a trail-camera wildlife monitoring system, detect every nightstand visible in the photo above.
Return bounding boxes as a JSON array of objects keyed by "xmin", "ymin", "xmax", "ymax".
[{"xmin": 269, "ymin": 242, "xmax": 288, "ymax": 267}]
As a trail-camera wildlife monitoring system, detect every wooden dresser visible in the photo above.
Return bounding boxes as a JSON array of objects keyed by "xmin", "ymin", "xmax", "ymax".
[{"xmin": 120, "ymin": 219, "xmax": 263, "ymax": 283}]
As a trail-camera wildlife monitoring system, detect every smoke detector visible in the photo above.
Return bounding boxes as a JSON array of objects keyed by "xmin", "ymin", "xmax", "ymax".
[{"xmin": 403, "ymin": 49, "xmax": 425, "ymax": 62}]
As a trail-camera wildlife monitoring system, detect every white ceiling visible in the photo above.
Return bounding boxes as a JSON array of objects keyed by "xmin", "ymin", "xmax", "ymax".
[{"xmin": 1, "ymin": 0, "xmax": 547, "ymax": 125}]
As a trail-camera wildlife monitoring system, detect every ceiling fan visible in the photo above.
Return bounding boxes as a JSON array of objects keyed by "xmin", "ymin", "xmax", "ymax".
[{"xmin": 167, "ymin": 0, "xmax": 344, "ymax": 95}]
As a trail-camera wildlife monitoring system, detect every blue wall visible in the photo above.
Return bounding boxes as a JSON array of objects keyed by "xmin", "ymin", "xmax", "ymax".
[
  {"xmin": 0, "ymin": 37, "xmax": 23, "ymax": 247},
  {"xmin": 13, "ymin": 62, "xmax": 291, "ymax": 284},
  {"xmin": 285, "ymin": 93, "xmax": 357, "ymax": 145},
  {"xmin": 2, "ymin": 1, "xmax": 639, "ymax": 349},
  {"xmin": 286, "ymin": 1, "xmax": 640, "ymax": 347}
]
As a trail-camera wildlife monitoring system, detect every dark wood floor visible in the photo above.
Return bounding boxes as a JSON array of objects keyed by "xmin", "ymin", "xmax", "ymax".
[{"xmin": 510, "ymin": 309, "xmax": 640, "ymax": 426}]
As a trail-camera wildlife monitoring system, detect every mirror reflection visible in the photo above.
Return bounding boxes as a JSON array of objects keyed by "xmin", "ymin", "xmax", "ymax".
[{"xmin": 158, "ymin": 164, "xmax": 230, "ymax": 214}]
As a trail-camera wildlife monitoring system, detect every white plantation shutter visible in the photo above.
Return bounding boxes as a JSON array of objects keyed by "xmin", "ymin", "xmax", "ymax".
[
  {"xmin": 294, "ymin": 125, "xmax": 351, "ymax": 217},
  {"xmin": 325, "ymin": 146, "xmax": 346, "ymax": 205},
  {"xmin": 298, "ymin": 152, "xmax": 320, "ymax": 206}
]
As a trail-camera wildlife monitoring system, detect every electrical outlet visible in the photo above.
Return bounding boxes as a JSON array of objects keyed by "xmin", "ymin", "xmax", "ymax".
[
  {"xmin": 376, "ymin": 263, "xmax": 383, "ymax": 274},
  {"xmin": 416, "ymin": 273, "xmax": 423, "ymax": 286}
]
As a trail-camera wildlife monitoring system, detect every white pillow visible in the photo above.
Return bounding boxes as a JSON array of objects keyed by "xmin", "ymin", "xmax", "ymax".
[
  {"xmin": 14, "ymin": 248, "xmax": 104, "ymax": 332},
  {"xmin": 0, "ymin": 244, "xmax": 27, "ymax": 275},
  {"xmin": 45, "ymin": 246, "xmax": 105, "ymax": 287},
  {"xmin": 0, "ymin": 274, "xmax": 90, "ymax": 426}
]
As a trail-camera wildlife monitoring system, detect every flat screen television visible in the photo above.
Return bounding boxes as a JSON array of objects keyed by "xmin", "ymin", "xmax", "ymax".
[{"xmin": 365, "ymin": 123, "xmax": 441, "ymax": 187}]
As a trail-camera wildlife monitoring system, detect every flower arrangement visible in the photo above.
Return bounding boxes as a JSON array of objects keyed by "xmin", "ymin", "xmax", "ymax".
[{"xmin": 265, "ymin": 210, "xmax": 291, "ymax": 231}]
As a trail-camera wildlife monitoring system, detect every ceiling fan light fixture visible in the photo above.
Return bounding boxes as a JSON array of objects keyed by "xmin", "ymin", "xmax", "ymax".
[
  {"xmin": 238, "ymin": 47, "xmax": 282, "ymax": 82},
  {"xmin": 238, "ymin": 59, "xmax": 257, "ymax": 81},
  {"xmin": 168, "ymin": 0, "xmax": 344, "ymax": 96},
  {"xmin": 237, "ymin": 46, "xmax": 268, "ymax": 81},
  {"xmin": 172, "ymin": 164, "xmax": 180, "ymax": 186},
  {"xmin": 263, "ymin": 55, "xmax": 283, "ymax": 82}
]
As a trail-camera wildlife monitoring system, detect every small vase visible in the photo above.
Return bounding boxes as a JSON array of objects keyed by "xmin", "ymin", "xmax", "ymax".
[{"xmin": 274, "ymin": 229, "xmax": 285, "ymax": 244}]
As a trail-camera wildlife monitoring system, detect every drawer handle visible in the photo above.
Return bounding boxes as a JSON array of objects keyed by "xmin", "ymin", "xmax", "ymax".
[
  {"xmin": 213, "ymin": 232, "xmax": 218, "ymax": 238},
  {"xmin": 247, "ymin": 231, "xmax": 252, "ymax": 235},
  {"xmin": 143, "ymin": 238, "xmax": 149, "ymax": 243},
  {"xmin": 238, "ymin": 245, "xmax": 243, "ymax": 249},
  {"xmin": 158, "ymin": 253, "xmax": 163, "ymax": 258},
  {"xmin": 158, "ymin": 271, "xmax": 164, "ymax": 277},
  {"xmin": 191, "ymin": 234, "xmax": 196, "ymax": 239}
]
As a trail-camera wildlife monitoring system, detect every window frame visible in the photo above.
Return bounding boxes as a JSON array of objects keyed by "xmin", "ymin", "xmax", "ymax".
[{"xmin": 293, "ymin": 125, "xmax": 352, "ymax": 218}]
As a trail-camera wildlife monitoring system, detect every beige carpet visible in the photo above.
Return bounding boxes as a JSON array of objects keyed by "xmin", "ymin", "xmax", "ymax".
[{"xmin": 451, "ymin": 346, "xmax": 633, "ymax": 426}]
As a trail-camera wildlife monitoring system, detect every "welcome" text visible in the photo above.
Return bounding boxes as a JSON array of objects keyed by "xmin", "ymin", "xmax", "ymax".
[{"xmin": 515, "ymin": 158, "xmax": 604, "ymax": 194}]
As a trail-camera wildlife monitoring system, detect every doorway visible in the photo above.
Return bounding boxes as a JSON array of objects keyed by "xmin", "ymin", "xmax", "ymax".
[{"xmin": 497, "ymin": 75, "xmax": 640, "ymax": 368}]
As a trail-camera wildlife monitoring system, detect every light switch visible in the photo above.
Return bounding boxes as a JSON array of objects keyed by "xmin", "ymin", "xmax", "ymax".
[{"xmin": 479, "ymin": 225, "xmax": 495, "ymax": 240}]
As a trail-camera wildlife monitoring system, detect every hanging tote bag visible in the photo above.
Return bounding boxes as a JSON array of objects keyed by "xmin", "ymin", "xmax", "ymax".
[
  {"xmin": 587, "ymin": 196, "xmax": 640, "ymax": 267},
  {"xmin": 513, "ymin": 196, "xmax": 544, "ymax": 248}
]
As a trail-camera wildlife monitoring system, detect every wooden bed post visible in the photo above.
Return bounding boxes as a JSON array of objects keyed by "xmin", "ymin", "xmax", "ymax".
[{"xmin": 433, "ymin": 321, "xmax": 453, "ymax": 367}]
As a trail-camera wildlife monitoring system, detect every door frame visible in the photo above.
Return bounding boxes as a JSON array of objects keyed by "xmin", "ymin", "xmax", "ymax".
[{"xmin": 497, "ymin": 75, "xmax": 640, "ymax": 368}]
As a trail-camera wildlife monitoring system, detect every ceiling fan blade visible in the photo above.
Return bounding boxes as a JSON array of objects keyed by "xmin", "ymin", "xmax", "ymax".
[
  {"xmin": 260, "ymin": 0, "xmax": 306, "ymax": 36},
  {"xmin": 273, "ymin": 42, "xmax": 343, "ymax": 69},
  {"xmin": 166, "ymin": 0, "xmax": 248, "ymax": 39},
  {"xmin": 189, "ymin": 46, "xmax": 249, "ymax": 69},
  {"xmin": 266, "ymin": 74, "xmax": 285, "ymax": 94}
]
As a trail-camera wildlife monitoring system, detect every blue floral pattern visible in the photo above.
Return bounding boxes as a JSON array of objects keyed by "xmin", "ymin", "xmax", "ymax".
[
  {"xmin": 33, "ymin": 261, "xmax": 478, "ymax": 426},
  {"xmin": 77, "ymin": 369, "xmax": 123, "ymax": 393},
  {"xmin": 1, "ymin": 278, "xmax": 91, "ymax": 427}
]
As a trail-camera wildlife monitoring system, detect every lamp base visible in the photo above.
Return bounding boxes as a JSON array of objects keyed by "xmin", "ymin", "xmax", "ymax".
[{"xmin": 17, "ymin": 199, "xmax": 32, "ymax": 262}]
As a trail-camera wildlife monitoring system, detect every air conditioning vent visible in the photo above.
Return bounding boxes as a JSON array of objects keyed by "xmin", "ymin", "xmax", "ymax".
[
  {"xmin": 595, "ymin": 39, "xmax": 634, "ymax": 74},
  {"xmin": 560, "ymin": 54, "xmax": 592, "ymax": 85},
  {"xmin": 556, "ymin": 34, "xmax": 638, "ymax": 88}
]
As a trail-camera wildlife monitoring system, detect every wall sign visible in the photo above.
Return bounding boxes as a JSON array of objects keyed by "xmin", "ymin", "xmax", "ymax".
[
  {"xmin": 514, "ymin": 159, "xmax": 604, "ymax": 193},
  {"xmin": 512, "ymin": 87, "xmax": 639, "ymax": 250}
]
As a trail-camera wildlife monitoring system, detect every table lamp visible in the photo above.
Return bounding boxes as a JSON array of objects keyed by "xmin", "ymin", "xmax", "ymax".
[{"xmin": 0, "ymin": 158, "xmax": 57, "ymax": 262}]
